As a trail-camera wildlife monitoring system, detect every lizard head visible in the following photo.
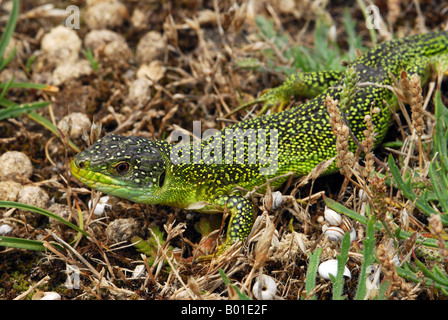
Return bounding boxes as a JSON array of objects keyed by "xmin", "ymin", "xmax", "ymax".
[{"xmin": 70, "ymin": 134, "xmax": 170, "ymax": 204}]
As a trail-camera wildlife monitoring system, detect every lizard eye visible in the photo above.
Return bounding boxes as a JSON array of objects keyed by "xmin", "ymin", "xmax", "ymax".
[{"xmin": 114, "ymin": 161, "xmax": 130, "ymax": 175}]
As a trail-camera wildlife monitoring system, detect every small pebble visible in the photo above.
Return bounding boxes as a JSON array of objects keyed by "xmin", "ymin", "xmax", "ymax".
[
  {"xmin": 131, "ymin": 8, "xmax": 148, "ymax": 29},
  {"xmin": 85, "ymin": 0, "xmax": 128, "ymax": 29},
  {"xmin": 84, "ymin": 29, "xmax": 131, "ymax": 64},
  {"xmin": 106, "ymin": 218, "xmax": 141, "ymax": 243},
  {"xmin": 127, "ymin": 79, "xmax": 151, "ymax": 105},
  {"xmin": 51, "ymin": 59, "xmax": 92, "ymax": 86},
  {"xmin": 41, "ymin": 25, "xmax": 81, "ymax": 66},
  {"xmin": 47, "ymin": 203, "xmax": 71, "ymax": 228},
  {"xmin": 17, "ymin": 185, "xmax": 49, "ymax": 209},
  {"xmin": 136, "ymin": 60, "xmax": 166, "ymax": 84},
  {"xmin": 0, "ymin": 151, "xmax": 33, "ymax": 181},
  {"xmin": 57, "ymin": 112, "xmax": 91, "ymax": 140},
  {"xmin": 0, "ymin": 68, "xmax": 28, "ymax": 83},
  {"xmin": 17, "ymin": 185, "xmax": 50, "ymax": 225},
  {"xmin": 135, "ymin": 31, "xmax": 166, "ymax": 65},
  {"xmin": 0, "ymin": 180, "xmax": 23, "ymax": 202}
]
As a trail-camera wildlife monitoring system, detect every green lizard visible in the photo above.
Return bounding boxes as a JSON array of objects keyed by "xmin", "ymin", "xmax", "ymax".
[{"xmin": 71, "ymin": 31, "xmax": 448, "ymax": 260}]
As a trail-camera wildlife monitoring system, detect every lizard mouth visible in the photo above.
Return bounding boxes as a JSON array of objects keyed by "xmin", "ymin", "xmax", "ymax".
[
  {"xmin": 70, "ymin": 159, "xmax": 122, "ymax": 195},
  {"xmin": 70, "ymin": 159, "xmax": 159, "ymax": 203}
]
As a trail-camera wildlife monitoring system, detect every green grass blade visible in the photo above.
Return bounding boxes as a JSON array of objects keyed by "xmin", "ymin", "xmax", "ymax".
[
  {"xmin": 356, "ymin": 0, "xmax": 377, "ymax": 44},
  {"xmin": 0, "ymin": 0, "xmax": 19, "ymax": 70},
  {"xmin": 0, "ymin": 236, "xmax": 64, "ymax": 252},
  {"xmin": 377, "ymin": 280, "xmax": 390, "ymax": 300},
  {"xmin": 354, "ymin": 212, "xmax": 376, "ymax": 299},
  {"xmin": 84, "ymin": 48, "xmax": 98, "ymax": 72},
  {"xmin": 0, "ymin": 201, "xmax": 88, "ymax": 237},
  {"xmin": 0, "ymin": 82, "xmax": 56, "ymax": 91},
  {"xmin": 1, "ymin": 47, "xmax": 16, "ymax": 71},
  {"xmin": 396, "ymin": 264, "xmax": 448, "ymax": 292},
  {"xmin": 428, "ymin": 160, "xmax": 448, "ymax": 213},
  {"xmin": 433, "ymin": 89, "xmax": 448, "ymax": 177},
  {"xmin": 324, "ymin": 196, "xmax": 369, "ymax": 225},
  {"xmin": 324, "ymin": 196, "xmax": 438, "ymax": 248},
  {"xmin": 27, "ymin": 111, "xmax": 81, "ymax": 153},
  {"xmin": 0, "ymin": 76, "xmax": 14, "ymax": 100},
  {"xmin": 386, "ymin": 154, "xmax": 421, "ymax": 207},
  {"xmin": 305, "ymin": 247, "xmax": 322, "ymax": 300},
  {"xmin": 413, "ymin": 254, "xmax": 448, "ymax": 287},
  {"xmin": 343, "ymin": 8, "xmax": 363, "ymax": 61},
  {"xmin": 0, "ymin": 101, "xmax": 50, "ymax": 121},
  {"xmin": 332, "ymin": 231, "xmax": 351, "ymax": 300},
  {"xmin": 219, "ymin": 268, "xmax": 251, "ymax": 300},
  {"xmin": 388, "ymin": 155, "xmax": 448, "ymax": 225},
  {"xmin": 433, "ymin": 265, "xmax": 448, "ymax": 281},
  {"xmin": 0, "ymin": 97, "xmax": 17, "ymax": 108},
  {"xmin": 0, "ymin": 236, "xmax": 47, "ymax": 251}
]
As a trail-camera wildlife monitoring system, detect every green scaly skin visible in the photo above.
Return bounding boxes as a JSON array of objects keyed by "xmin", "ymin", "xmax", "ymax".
[{"xmin": 71, "ymin": 31, "xmax": 448, "ymax": 260}]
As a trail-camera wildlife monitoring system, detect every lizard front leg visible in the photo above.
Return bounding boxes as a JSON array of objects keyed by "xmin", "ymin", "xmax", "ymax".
[{"xmin": 196, "ymin": 195, "xmax": 255, "ymax": 262}]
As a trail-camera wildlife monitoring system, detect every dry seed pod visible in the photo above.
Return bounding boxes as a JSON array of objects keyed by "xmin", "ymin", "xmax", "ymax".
[{"xmin": 324, "ymin": 206, "xmax": 342, "ymax": 226}]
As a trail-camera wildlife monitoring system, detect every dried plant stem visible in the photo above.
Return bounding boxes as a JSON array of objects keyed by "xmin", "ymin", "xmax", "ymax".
[
  {"xmin": 401, "ymin": 72, "xmax": 425, "ymax": 172},
  {"xmin": 362, "ymin": 106, "xmax": 380, "ymax": 178},
  {"xmin": 409, "ymin": 74, "xmax": 425, "ymax": 171},
  {"xmin": 377, "ymin": 241, "xmax": 414, "ymax": 299},
  {"xmin": 243, "ymin": 215, "xmax": 275, "ymax": 292},
  {"xmin": 325, "ymin": 95, "xmax": 355, "ymax": 178}
]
